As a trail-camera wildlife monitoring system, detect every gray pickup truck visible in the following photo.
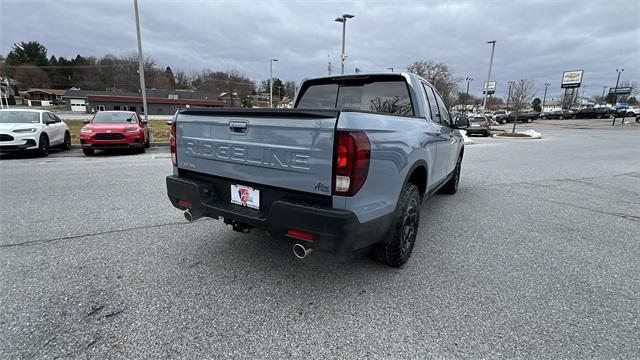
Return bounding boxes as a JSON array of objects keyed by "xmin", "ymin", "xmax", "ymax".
[{"xmin": 166, "ymin": 73, "xmax": 469, "ymax": 267}]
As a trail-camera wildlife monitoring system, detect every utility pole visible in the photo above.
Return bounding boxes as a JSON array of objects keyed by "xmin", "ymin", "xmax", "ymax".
[
  {"xmin": 481, "ymin": 40, "xmax": 496, "ymax": 113},
  {"xmin": 542, "ymin": 82, "xmax": 550, "ymax": 112},
  {"xmin": 600, "ymin": 86, "xmax": 607, "ymax": 105},
  {"xmin": 465, "ymin": 77, "xmax": 473, "ymax": 114},
  {"xmin": 335, "ymin": 14, "xmax": 354, "ymax": 74},
  {"xmin": 327, "ymin": 55, "xmax": 333, "ymax": 75},
  {"xmin": 133, "ymin": 0, "xmax": 148, "ymax": 123},
  {"xmin": 269, "ymin": 59, "xmax": 278, "ymax": 108}
]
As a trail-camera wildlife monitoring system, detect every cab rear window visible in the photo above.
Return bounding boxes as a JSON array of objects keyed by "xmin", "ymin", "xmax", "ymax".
[{"xmin": 297, "ymin": 77, "xmax": 414, "ymax": 116}]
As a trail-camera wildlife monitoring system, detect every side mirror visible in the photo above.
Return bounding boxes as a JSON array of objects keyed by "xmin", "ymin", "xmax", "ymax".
[
  {"xmin": 83, "ymin": 119, "xmax": 91, "ymax": 124},
  {"xmin": 455, "ymin": 117, "xmax": 470, "ymax": 129},
  {"xmin": 141, "ymin": 119, "xmax": 149, "ymax": 125},
  {"xmin": 46, "ymin": 119, "xmax": 56, "ymax": 125},
  {"xmin": 166, "ymin": 120, "xmax": 173, "ymax": 126}
]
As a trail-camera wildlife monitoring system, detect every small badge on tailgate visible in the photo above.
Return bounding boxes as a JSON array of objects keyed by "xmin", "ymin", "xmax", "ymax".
[{"xmin": 314, "ymin": 182, "xmax": 329, "ymax": 193}]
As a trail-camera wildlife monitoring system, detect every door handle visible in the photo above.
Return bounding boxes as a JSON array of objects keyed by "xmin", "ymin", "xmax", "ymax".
[{"xmin": 229, "ymin": 121, "xmax": 248, "ymax": 134}]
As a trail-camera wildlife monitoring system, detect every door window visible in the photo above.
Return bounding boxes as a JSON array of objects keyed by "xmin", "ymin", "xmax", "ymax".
[
  {"xmin": 423, "ymin": 84, "xmax": 441, "ymax": 124},
  {"xmin": 433, "ymin": 91, "xmax": 452, "ymax": 126}
]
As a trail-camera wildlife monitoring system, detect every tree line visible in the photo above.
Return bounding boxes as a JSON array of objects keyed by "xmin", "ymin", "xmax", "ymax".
[{"xmin": 0, "ymin": 41, "xmax": 299, "ymax": 101}]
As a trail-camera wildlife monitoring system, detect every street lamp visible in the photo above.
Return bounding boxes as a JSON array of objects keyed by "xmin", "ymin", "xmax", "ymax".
[
  {"xmin": 335, "ymin": 14, "xmax": 354, "ymax": 74},
  {"xmin": 465, "ymin": 77, "xmax": 473, "ymax": 114},
  {"xmin": 269, "ymin": 58, "xmax": 278, "ymax": 108},
  {"xmin": 542, "ymin": 82, "xmax": 550, "ymax": 112},
  {"xmin": 481, "ymin": 40, "xmax": 497, "ymax": 113},
  {"xmin": 133, "ymin": 0, "xmax": 148, "ymax": 123}
]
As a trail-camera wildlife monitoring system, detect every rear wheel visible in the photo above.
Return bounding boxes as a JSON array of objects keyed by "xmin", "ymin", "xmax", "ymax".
[
  {"xmin": 82, "ymin": 148, "xmax": 94, "ymax": 156},
  {"xmin": 62, "ymin": 131, "xmax": 71, "ymax": 150},
  {"xmin": 440, "ymin": 155, "xmax": 462, "ymax": 195},
  {"xmin": 372, "ymin": 183, "xmax": 420, "ymax": 267},
  {"xmin": 596, "ymin": 114, "xmax": 602, "ymax": 119},
  {"xmin": 37, "ymin": 134, "xmax": 49, "ymax": 157}
]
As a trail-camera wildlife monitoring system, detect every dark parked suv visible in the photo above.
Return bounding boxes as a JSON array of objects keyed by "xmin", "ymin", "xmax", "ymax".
[
  {"xmin": 573, "ymin": 107, "xmax": 614, "ymax": 119},
  {"xmin": 540, "ymin": 110, "xmax": 573, "ymax": 119}
]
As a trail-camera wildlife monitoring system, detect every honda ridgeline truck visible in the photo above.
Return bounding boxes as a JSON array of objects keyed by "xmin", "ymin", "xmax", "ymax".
[{"xmin": 166, "ymin": 73, "xmax": 469, "ymax": 267}]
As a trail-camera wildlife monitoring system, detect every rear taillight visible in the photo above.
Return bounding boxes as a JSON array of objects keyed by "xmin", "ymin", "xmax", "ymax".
[
  {"xmin": 170, "ymin": 120, "xmax": 177, "ymax": 167},
  {"xmin": 334, "ymin": 131, "xmax": 370, "ymax": 196}
]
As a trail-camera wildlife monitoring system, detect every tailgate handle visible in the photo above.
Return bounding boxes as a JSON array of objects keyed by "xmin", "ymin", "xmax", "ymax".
[{"xmin": 229, "ymin": 121, "xmax": 248, "ymax": 134}]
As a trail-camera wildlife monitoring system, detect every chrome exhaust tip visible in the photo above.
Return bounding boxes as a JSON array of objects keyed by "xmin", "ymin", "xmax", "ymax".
[
  {"xmin": 293, "ymin": 243, "xmax": 313, "ymax": 259},
  {"xmin": 184, "ymin": 210, "xmax": 200, "ymax": 222}
]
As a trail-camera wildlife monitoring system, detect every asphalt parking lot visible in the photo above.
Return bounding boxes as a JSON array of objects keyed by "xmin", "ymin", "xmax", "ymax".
[{"xmin": 1, "ymin": 119, "xmax": 639, "ymax": 359}]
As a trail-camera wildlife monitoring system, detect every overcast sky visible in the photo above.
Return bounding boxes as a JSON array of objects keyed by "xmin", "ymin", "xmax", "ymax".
[{"xmin": 1, "ymin": 0, "xmax": 638, "ymax": 99}]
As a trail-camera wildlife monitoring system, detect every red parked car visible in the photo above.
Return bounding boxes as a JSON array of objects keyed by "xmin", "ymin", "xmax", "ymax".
[{"xmin": 80, "ymin": 111, "xmax": 150, "ymax": 155}]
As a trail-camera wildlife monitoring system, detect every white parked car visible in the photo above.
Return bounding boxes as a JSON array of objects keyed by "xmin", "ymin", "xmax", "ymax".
[{"xmin": 0, "ymin": 109, "xmax": 71, "ymax": 156}]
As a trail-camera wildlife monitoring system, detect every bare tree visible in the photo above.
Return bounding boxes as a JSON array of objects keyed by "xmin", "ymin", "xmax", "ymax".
[
  {"xmin": 173, "ymin": 69, "xmax": 190, "ymax": 89},
  {"xmin": 509, "ymin": 79, "xmax": 537, "ymax": 132},
  {"xmin": 407, "ymin": 60, "xmax": 459, "ymax": 106}
]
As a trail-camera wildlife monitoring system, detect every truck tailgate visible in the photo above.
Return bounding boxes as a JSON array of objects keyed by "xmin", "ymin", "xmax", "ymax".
[{"xmin": 175, "ymin": 109, "xmax": 339, "ymax": 196}]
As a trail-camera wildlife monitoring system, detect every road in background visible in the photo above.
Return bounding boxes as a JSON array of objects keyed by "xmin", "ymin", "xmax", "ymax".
[{"xmin": 0, "ymin": 127, "xmax": 638, "ymax": 358}]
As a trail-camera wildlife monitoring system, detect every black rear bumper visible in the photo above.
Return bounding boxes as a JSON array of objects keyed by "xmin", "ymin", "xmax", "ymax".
[{"xmin": 166, "ymin": 175, "xmax": 393, "ymax": 253}]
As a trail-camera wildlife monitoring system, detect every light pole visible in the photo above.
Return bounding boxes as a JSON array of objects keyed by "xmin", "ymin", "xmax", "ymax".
[
  {"xmin": 0, "ymin": 60, "xmax": 5, "ymax": 110},
  {"xmin": 481, "ymin": 40, "xmax": 496, "ymax": 113},
  {"xmin": 465, "ymin": 77, "xmax": 473, "ymax": 114},
  {"xmin": 269, "ymin": 59, "xmax": 278, "ymax": 108},
  {"xmin": 335, "ymin": 14, "xmax": 354, "ymax": 74},
  {"xmin": 542, "ymin": 82, "xmax": 550, "ymax": 112},
  {"xmin": 600, "ymin": 86, "xmax": 607, "ymax": 105},
  {"xmin": 133, "ymin": 0, "xmax": 148, "ymax": 123}
]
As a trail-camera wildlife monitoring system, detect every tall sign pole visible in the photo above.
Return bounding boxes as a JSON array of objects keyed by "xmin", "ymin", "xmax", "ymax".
[
  {"xmin": 481, "ymin": 40, "xmax": 496, "ymax": 113},
  {"xmin": 133, "ymin": 0, "xmax": 149, "ymax": 123}
]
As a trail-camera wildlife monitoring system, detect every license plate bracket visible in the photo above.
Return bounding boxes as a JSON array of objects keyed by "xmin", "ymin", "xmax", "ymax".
[{"xmin": 230, "ymin": 184, "xmax": 260, "ymax": 209}]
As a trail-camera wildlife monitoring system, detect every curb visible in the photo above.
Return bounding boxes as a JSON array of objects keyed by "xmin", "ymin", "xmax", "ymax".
[{"xmin": 492, "ymin": 134, "xmax": 542, "ymax": 140}]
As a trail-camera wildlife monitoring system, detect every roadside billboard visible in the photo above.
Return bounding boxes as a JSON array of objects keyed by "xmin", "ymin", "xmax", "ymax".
[
  {"xmin": 483, "ymin": 81, "xmax": 497, "ymax": 94},
  {"xmin": 561, "ymin": 70, "xmax": 584, "ymax": 88}
]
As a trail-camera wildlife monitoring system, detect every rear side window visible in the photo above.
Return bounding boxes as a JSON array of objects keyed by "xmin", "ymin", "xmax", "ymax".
[{"xmin": 297, "ymin": 78, "xmax": 414, "ymax": 116}]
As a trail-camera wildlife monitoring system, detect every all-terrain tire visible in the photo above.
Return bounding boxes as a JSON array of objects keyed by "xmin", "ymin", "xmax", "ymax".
[
  {"xmin": 372, "ymin": 183, "xmax": 421, "ymax": 267},
  {"xmin": 440, "ymin": 155, "xmax": 462, "ymax": 195}
]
